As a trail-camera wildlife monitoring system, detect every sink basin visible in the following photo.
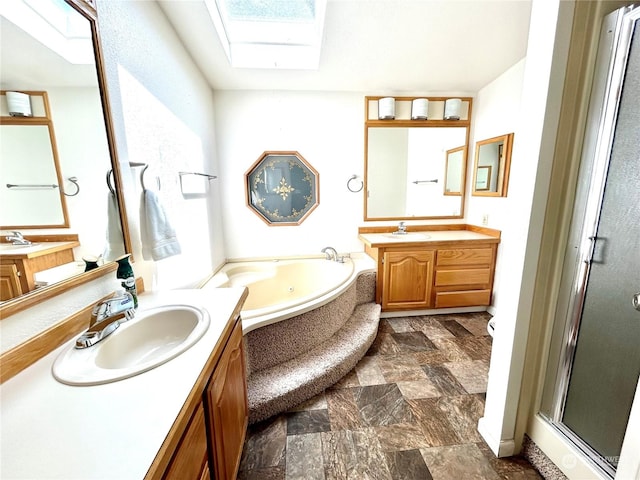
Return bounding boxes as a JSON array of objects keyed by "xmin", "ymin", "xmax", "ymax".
[
  {"xmin": 52, "ymin": 304, "xmax": 210, "ymax": 386},
  {"xmin": 383, "ymin": 232, "xmax": 431, "ymax": 240}
]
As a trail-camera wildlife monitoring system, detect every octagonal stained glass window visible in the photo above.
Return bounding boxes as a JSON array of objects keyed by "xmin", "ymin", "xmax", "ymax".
[{"xmin": 245, "ymin": 151, "xmax": 319, "ymax": 225}]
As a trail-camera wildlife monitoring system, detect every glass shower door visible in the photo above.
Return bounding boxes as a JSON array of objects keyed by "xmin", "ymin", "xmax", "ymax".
[{"xmin": 557, "ymin": 6, "xmax": 640, "ymax": 475}]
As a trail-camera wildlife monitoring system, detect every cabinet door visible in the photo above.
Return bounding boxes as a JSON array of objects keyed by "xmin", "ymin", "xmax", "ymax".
[
  {"xmin": 163, "ymin": 402, "xmax": 209, "ymax": 480},
  {"xmin": 382, "ymin": 250, "xmax": 434, "ymax": 310},
  {"xmin": 0, "ymin": 264, "xmax": 22, "ymax": 301},
  {"xmin": 205, "ymin": 320, "xmax": 248, "ymax": 480}
]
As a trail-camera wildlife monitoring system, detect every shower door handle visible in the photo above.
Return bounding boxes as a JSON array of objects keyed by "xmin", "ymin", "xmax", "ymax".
[{"xmin": 633, "ymin": 292, "xmax": 640, "ymax": 311}]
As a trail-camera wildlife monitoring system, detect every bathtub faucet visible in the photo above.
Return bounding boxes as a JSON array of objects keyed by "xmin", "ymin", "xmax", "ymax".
[{"xmin": 321, "ymin": 246, "xmax": 339, "ymax": 262}]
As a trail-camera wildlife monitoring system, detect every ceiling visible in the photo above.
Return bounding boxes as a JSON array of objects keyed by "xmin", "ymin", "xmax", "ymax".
[
  {"xmin": 0, "ymin": 0, "xmax": 532, "ymax": 93},
  {"xmin": 0, "ymin": 16, "xmax": 98, "ymax": 89},
  {"xmin": 158, "ymin": 0, "xmax": 533, "ymax": 93}
]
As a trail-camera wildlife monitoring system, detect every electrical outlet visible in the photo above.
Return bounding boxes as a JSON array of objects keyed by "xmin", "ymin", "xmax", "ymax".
[{"xmin": 482, "ymin": 214, "xmax": 489, "ymax": 226}]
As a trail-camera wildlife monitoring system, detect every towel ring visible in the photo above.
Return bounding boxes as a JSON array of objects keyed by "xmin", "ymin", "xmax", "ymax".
[
  {"xmin": 63, "ymin": 176, "xmax": 80, "ymax": 197},
  {"xmin": 106, "ymin": 169, "xmax": 115, "ymax": 194},
  {"xmin": 347, "ymin": 174, "xmax": 363, "ymax": 193}
]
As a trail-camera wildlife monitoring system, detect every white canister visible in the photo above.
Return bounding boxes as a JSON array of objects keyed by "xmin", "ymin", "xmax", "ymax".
[
  {"xmin": 444, "ymin": 98, "xmax": 462, "ymax": 120},
  {"xmin": 378, "ymin": 97, "xmax": 395, "ymax": 120},
  {"xmin": 411, "ymin": 98, "xmax": 429, "ymax": 120},
  {"xmin": 6, "ymin": 91, "xmax": 32, "ymax": 117}
]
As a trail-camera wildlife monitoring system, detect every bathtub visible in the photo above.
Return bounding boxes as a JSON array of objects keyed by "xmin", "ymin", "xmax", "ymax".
[{"xmin": 203, "ymin": 254, "xmax": 375, "ymax": 333}]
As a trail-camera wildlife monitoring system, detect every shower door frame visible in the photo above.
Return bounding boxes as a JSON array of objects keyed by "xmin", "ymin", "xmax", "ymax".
[{"xmin": 543, "ymin": 4, "xmax": 640, "ymax": 479}]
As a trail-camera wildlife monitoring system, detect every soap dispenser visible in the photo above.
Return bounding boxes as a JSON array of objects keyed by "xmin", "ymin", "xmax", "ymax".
[{"xmin": 115, "ymin": 253, "xmax": 138, "ymax": 308}]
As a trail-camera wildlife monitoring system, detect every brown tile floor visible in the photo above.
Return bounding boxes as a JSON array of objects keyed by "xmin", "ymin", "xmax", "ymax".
[{"xmin": 238, "ymin": 312, "xmax": 543, "ymax": 480}]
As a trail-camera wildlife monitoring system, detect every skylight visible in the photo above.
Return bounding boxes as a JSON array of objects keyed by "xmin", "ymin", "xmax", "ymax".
[
  {"xmin": 0, "ymin": 0, "xmax": 93, "ymax": 65},
  {"xmin": 205, "ymin": 0, "xmax": 327, "ymax": 69}
]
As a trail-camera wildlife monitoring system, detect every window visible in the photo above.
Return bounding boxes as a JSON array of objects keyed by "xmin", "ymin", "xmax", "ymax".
[{"xmin": 205, "ymin": 0, "xmax": 326, "ymax": 69}]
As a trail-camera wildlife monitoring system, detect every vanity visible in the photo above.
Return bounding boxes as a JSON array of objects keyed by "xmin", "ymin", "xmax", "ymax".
[
  {"xmin": 359, "ymin": 225, "xmax": 500, "ymax": 312},
  {"xmin": 0, "ymin": 240, "xmax": 80, "ymax": 300},
  {"xmin": 0, "ymin": 287, "xmax": 249, "ymax": 480}
]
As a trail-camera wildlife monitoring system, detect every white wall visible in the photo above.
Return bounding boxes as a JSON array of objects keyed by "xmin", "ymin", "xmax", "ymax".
[
  {"xmin": 467, "ymin": 59, "xmax": 526, "ymax": 317},
  {"xmin": 97, "ymin": 0, "xmax": 223, "ymax": 291},
  {"xmin": 214, "ymin": 90, "xmax": 366, "ymax": 259},
  {"xmin": 476, "ymin": 0, "xmax": 574, "ymax": 456}
]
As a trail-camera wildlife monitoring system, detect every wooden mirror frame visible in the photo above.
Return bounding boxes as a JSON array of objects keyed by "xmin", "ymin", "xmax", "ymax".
[
  {"xmin": 0, "ymin": 0, "xmax": 132, "ymax": 319},
  {"xmin": 443, "ymin": 146, "xmax": 467, "ymax": 196},
  {"xmin": 0, "ymin": 91, "xmax": 71, "ymax": 229},
  {"xmin": 472, "ymin": 133, "xmax": 514, "ymax": 197},
  {"xmin": 363, "ymin": 96, "xmax": 472, "ymax": 221}
]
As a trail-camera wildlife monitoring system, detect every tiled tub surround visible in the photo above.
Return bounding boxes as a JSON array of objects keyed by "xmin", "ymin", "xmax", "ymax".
[
  {"xmin": 245, "ymin": 271, "xmax": 381, "ymax": 424},
  {"xmin": 238, "ymin": 313, "xmax": 543, "ymax": 480}
]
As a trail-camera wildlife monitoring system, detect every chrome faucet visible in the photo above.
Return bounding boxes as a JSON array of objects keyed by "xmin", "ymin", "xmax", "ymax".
[
  {"xmin": 321, "ymin": 246, "xmax": 339, "ymax": 262},
  {"xmin": 75, "ymin": 291, "xmax": 136, "ymax": 349},
  {"xmin": 321, "ymin": 246, "xmax": 349, "ymax": 263},
  {"xmin": 393, "ymin": 221, "xmax": 407, "ymax": 235},
  {"xmin": 5, "ymin": 231, "xmax": 31, "ymax": 245}
]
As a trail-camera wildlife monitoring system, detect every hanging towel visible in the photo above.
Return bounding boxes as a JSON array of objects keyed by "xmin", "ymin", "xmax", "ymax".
[
  {"xmin": 103, "ymin": 192, "xmax": 125, "ymax": 261},
  {"xmin": 140, "ymin": 189, "xmax": 181, "ymax": 261}
]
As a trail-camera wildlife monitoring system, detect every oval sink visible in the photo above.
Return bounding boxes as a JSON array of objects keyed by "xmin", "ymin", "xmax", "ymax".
[
  {"xmin": 52, "ymin": 304, "xmax": 210, "ymax": 386},
  {"xmin": 383, "ymin": 232, "xmax": 431, "ymax": 240}
]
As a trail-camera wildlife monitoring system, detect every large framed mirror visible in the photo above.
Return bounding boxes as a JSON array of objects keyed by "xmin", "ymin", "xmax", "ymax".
[
  {"xmin": 0, "ymin": 92, "xmax": 70, "ymax": 228},
  {"xmin": 472, "ymin": 133, "xmax": 514, "ymax": 197},
  {"xmin": 364, "ymin": 96, "xmax": 472, "ymax": 220},
  {"xmin": 0, "ymin": 0, "xmax": 131, "ymax": 316}
]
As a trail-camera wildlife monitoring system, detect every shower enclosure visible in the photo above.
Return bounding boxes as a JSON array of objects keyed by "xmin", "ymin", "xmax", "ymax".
[{"xmin": 541, "ymin": 4, "xmax": 640, "ymax": 478}]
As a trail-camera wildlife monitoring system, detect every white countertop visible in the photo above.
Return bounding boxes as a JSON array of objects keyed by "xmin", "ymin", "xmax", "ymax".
[
  {"xmin": 359, "ymin": 229, "xmax": 500, "ymax": 247},
  {"xmin": 0, "ymin": 287, "xmax": 247, "ymax": 480},
  {"xmin": 0, "ymin": 241, "xmax": 79, "ymax": 258}
]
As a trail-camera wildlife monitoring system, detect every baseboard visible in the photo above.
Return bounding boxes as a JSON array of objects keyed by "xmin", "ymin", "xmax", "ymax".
[
  {"xmin": 527, "ymin": 414, "xmax": 606, "ymax": 479},
  {"xmin": 380, "ymin": 306, "xmax": 486, "ymax": 318},
  {"xmin": 477, "ymin": 417, "xmax": 516, "ymax": 457}
]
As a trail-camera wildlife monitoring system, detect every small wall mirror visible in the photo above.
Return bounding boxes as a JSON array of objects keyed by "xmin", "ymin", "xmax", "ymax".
[
  {"xmin": 472, "ymin": 133, "xmax": 514, "ymax": 197},
  {"xmin": 444, "ymin": 146, "xmax": 466, "ymax": 196}
]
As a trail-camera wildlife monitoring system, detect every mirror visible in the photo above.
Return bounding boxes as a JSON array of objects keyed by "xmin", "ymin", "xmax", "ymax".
[
  {"xmin": 365, "ymin": 127, "xmax": 468, "ymax": 219},
  {"xmin": 472, "ymin": 133, "xmax": 514, "ymax": 197},
  {"xmin": 444, "ymin": 146, "xmax": 466, "ymax": 196},
  {"xmin": 0, "ymin": 0, "xmax": 130, "ymax": 313},
  {"xmin": 0, "ymin": 93, "xmax": 70, "ymax": 227}
]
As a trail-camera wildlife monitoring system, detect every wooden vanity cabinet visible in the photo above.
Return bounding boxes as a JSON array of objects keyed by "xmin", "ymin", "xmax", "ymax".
[
  {"xmin": 163, "ymin": 402, "xmax": 209, "ymax": 480},
  {"xmin": 381, "ymin": 249, "xmax": 434, "ymax": 310},
  {"xmin": 367, "ymin": 239, "xmax": 498, "ymax": 312},
  {"xmin": 205, "ymin": 319, "xmax": 248, "ymax": 480},
  {"xmin": 152, "ymin": 315, "xmax": 248, "ymax": 480},
  {"xmin": 0, "ymin": 240, "xmax": 79, "ymax": 297},
  {"xmin": 434, "ymin": 245, "xmax": 496, "ymax": 308},
  {"xmin": 0, "ymin": 264, "xmax": 23, "ymax": 301}
]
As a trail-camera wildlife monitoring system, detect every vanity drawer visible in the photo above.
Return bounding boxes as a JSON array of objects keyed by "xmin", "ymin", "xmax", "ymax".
[
  {"xmin": 435, "ymin": 289, "xmax": 491, "ymax": 308},
  {"xmin": 437, "ymin": 248, "xmax": 493, "ymax": 267},
  {"xmin": 435, "ymin": 268, "xmax": 492, "ymax": 287}
]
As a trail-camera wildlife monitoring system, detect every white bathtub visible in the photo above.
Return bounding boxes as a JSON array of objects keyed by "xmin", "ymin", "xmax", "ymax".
[{"xmin": 203, "ymin": 254, "xmax": 375, "ymax": 333}]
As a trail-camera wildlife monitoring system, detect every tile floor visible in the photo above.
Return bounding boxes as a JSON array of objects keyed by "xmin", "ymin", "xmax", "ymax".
[{"xmin": 238, "ymin": 312, "xmax": 543, "ymax": 480}]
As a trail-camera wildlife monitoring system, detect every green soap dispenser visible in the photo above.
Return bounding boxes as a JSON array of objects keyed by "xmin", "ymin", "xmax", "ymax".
[{"xmin": 115, "ymin": 254, "xmax": 138, "ymax": 308}]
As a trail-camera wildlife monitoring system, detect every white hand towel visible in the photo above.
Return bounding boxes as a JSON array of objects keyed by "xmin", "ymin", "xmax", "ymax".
[
  {"xmin": 140, "ymin": 189, "xmax": 181, "ymax": 261},
  {"xmin": 103, "ymin": 192, "xmax": 125, "ymax": 261}
]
